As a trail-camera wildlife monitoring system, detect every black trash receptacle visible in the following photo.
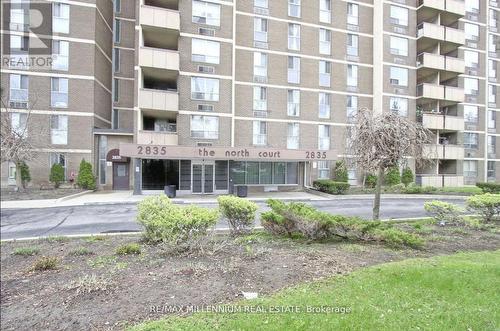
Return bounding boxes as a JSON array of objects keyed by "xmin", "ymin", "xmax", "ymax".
[
  {"xmin": 236, "ymin": 185, "xmax": 248, "ymax": 198},
  {"xmin": 164, "ymin": 185, "xmax": 177, "ymax": 198}
]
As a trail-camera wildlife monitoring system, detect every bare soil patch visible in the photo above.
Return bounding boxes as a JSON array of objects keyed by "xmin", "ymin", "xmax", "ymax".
[
  {"xmin": 1, "ymin": 224, "xmax": 499, "ymax": 331},
  {"xmin": 1, "ymin": 188, "xmax": 85, "ymax": 201}
]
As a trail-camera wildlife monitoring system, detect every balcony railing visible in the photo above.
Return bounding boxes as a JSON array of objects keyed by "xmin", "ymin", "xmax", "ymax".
[
  {"xmin": 138, "ymin": 88, "xmax": 179, "ymax": 111},
  {"xmin": 139, "ymin": 47, "xmax": 179, "ymax": 71},
  {"xmin": 416, "ymin": 174, "xmax": 464, "ymax": 188},
  {"xmin": 140, "ymin": 5, "xmax": 180, "ymax": 30},
  {"xmin": 137, "ymin": 130, "xmax": 178, "ymax": 145}
]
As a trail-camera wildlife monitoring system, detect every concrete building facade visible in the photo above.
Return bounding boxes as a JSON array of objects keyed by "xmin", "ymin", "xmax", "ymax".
[{"xmin": 1, "ymin": 0, "xmax": 499, "ymax": 194}]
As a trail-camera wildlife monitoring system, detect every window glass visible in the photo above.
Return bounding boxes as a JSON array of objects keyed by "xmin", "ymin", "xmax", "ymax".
[
  {"xmin": 390, "ymin": 36, "xmax": 408, "ymax": 56},
  {"xmin": 390, "ymin": 66, "xmax": 408, "ymax": 86},
  {"xmin": 464, "ymin": 105, "xmax": 478, "ymax": 123},
  {"xmin": 192, "ymin": 38, "xmax": 220, "ymax": 64},
  {"xmin": 192, "ymin": 0, "xmax": 221, "ymax": 26},
  {"xmin": 390, "ymin": 5, "xmax": 408, "ymax": 26},
  {"xmin": 191, "ymin": 77, "xmax": 219, "ymax": 101},
  {"xmin": 53, "ymin": 3, "xmax": 70, "ymax": 33},
  {"xmin": 464, "ymin": 78, "xmax": 479, "ymax": 95},
  {"xmin": 464, "ymin": 50, "xmax": 479, "ymax": 68},
  {"xmin": 51, "ymin": 77, "xmax": 68, "ymax": 107},
  {"xmin": 464, "ymin": 23, "xmax": 479, "ymax": 40},
  {"xmin": 319, "ymin": 92, "xmax": 330, "ymax": 118},
  {"xmin": 390, "ymin": 97, "xmax": 408, "ymax": 116},
  {"xmin": 50, "ymin": 115, "xmax": 68, "ymax": 144}
]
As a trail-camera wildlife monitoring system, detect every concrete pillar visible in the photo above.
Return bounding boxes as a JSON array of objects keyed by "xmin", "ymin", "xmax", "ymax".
[{"xmin": 133, "ymin": 158, "xmax": 142, "ymax": 195}]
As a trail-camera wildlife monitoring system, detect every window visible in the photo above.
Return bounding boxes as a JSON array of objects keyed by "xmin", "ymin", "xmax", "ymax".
[
  {"xmin": 51, "ymin": 40, "xmax": 69, "ymax": 71},
  {"xmin": 98, "ymin": 136, "xmax": 107, "ymax": 184},
  {"xmin": 464, "ymin": 50, "xmax": 479, "ymax": 68},
  {"xmin": 489, "ymin": 85, "xmax": 497, "ymax": 103},
  {"xmin": 464, "ymin": 105, "xmax": 479, "ymax": 123},
  {"xmin": 254, "ymin": 18, "xmax": 268, "ymax": 43},
  {"xmin": 288, "ymin": 24, "xmax": 301, "ymax": 50},
  {"xmin": 51, "ymin": 77, "xmax": 68, "ymax": 108},
  {"xmin": 114, "ymin": 19, "xmax": 120, "ymax": 43},
  {"xmin": 113, "ymin": 78, "xmax": 119, "ymax": 102},
  {"xmin": 320, "ymin": 0, "xmax": 331, "ymax": 23},
  {"xmin": 288, "ymin": 0, "xmax": 300, "ymax": 18},
  {"xmin": 11, "ymin": 113, "xmax": 27, "ymax": 137},
  {"xmin": 114, "ymin": 0, "xmax": 121, "ymax": 13},
  {"xmin": 50, "ymin": 115, "xmax": 68, "ymax": 145},
  {"xmin": 112, "ymin": 109, "xmax": 119, "ymax": 129},
  {"xmin": 287, "ymin": 90, "xmax": 300, "ymax": 116},
  {"xmin": 253, "ymin": 86, "xmax": 267, "ymax": 111},
  {"xmin": 192, "ymin": 0, "xmax": 220, "ymax": 26},
  {"xmin": 465, "ymin": 0, "xmax": 479, "ymax": 13},
  {"xmin": 347, "ymin": 64, "xmax": 358, "ymax": 87},
  {"xmin": 489, "ymin": 60, "xmax": 497, "ymax": 79},
  {"xmin": 253, "ymin": 52, "xmax": 268, "ymax": 78},
  {"xmin": 390, "ymin": 36, "xmax": 408, "ymax": 56},
  {"xmin": 319, "ymin": 60, "xmax": 331, "ymax": 87},
  {"xmin": 487, "ymin": 161, "xmax": 496, "ymax": 179},
  {"xmin": 287, "ymin": 123, "xmax": 299, "ymax": 149},
  {"xmin": 191, "ymin": 115, "xmax": 219, "ymax": 139},
  {"xmin": 464, "ymin": 23, "xmax": 479, "ymax": 41},
  {"xmin": 463, "ymin": 160, "xmax": 478, "ymax": 178},
  {"xmin": 254, "ymin": 0, "xmax": 268, "ymax": 8},
  {"xmin": 347, "ymin": 34, "xmax": 358, "ymax": 56},
  {"xmin": 113, "ymin": 48, "xmax": 120, "ymax": 72},
  {"xmin": 230, "ymin": 161, "xmax": 298, "ymax": 185},
  {"xmin": 318, "ymin": 92, "xmax": 330, "ymax": 119},
  {"xmin": 390, "ymin": 66, "xmax": 408, "ymax": 86},
  {"xmin": 490, "ymin": 9, "xmax": 498, "ymax": 29},
  {"xmin": 191, "ymin": 77, "xmax": 220, "ymax": 101},
  {"xmin": 488, "ymin": 136, "xmax": 496, "ymax": 155},
  {"xmin": 9, "ymin": 74, "xmax": 28, "ymax": 102},
  {"xmin": 253, "ymin": 121, "xmax": 267, "ymax": 145},
  {"xmin": 390, "ymin": 5, "xmax": 408, "ymax": 26},
  {"xmin": 489, "ymin": 35, "xmax": 499, "ymax": 54},
  {"xmin": 319, "ymin": 29, "xmax": 331, "ymax": 55},
  {"xmin": 191, "ymin": 38, "xmax": 220, "ymax": 64},
  {"xmin": 53, "ymin": 3, "xmax": 70, "ymax": 33},
  {"xmin": 347, "ymin": 3, "xmax": 358, "ymax": 26},
  {"xmin": 464, "ymin": 78, "xmax": 479, "ymax": 95},
  {"xmin": 318, "ymin": 125, "xmax": 330, "ymax": 150},
  {"xmin": 10, "ymin": 7, "xmax": 27, "ymax": 31},
  {"xmin": 347, "ymin": 95, "xmax": 358, "ymax": 118},
  {"xmin": 8, "ymin": 162, "xmax": 16, "ymax": 180},
  {"xmin": 50, "ymin": 153, "xmax": 67, "ymax": 179},
  {"xmin": 390, "ymin": 97, "xmax": 408, "ymax": 116},
  {"xmin": 464, "ymin": 132, "xmax": 479, "ymax": 149},
  {"xmin": 318, "ymin": 161, "xmax": 330, "ymax": 179},
  {"xmin": 488, "ymin": 110, "xmax": 497, "ymax": 129},
  {"xmin": 10, "ymin": 35, "xmax": 29, "ymax": 68},
  {"xmin": 287, "ymin": 56, "xmax": 300, "ymax": 84}
]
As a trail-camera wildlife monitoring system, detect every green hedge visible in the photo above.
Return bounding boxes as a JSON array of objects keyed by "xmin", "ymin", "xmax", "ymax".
[
  {"xmin": 313, "ymin": 180, "xmax": 350, "ymax": 195},
  {"xmin": 476, "ymin": 182, "xmax": 500, "ymax": 194},
  {"xmin": 217, "ymin": 195, "xmax": 258, "ymax": 235},
  {"xmin": 466, "ymin": 193, "xmax": 500, "ymax": 222}
]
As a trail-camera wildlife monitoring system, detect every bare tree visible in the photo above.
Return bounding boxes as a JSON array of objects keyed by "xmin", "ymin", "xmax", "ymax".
[
  {"xmin": 1, "ymin": 86, "xmax": 48, "ymax": 191},
  {"xmin": 347, "ymin": 108, "xmax": 434, "ymax": 220}
]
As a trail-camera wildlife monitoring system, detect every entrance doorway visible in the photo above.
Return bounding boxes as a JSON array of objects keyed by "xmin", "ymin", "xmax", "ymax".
[
  {"xmin": 192, "ymin": 161, "xmax": 214, "ymax": 194},
  {"xmin": 113, "ymin": 163, "xmax": 129, "ymax": 190}
]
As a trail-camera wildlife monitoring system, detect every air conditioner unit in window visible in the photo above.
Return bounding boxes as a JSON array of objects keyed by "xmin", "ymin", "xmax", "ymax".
[
  {"xmin": 466, "ymin": 13, "xmax": 478, "ymax": 21},
  {"xmin": 198, "ymin": 65, "xmax": 215, "ymax": 74},
  {"xmin": 394, "ymin": 58, "xmax": 407, "ymax": 65},
  {"xmin": 254, "ymin": 7, "xmax": 269, "ymax": 15},
  {"xmin": 253, "ymin": 110, "xmax": 268, "ymax": 118},
  {"xmin": 467, "ymin": 69, "xmax": 478, "ymax": 75},
  {"xmin": 347, "ymin": 24, "xmax": 359, "ymax": 32},
  {"xmin": 394, "ymin": 88, "xmax": 406, "ymax": 94},
  {"xmin": 394, "ymin": 27, "xmax": 407, "ymax": 34},
  {"xmin": 197, "ymin": 104, "xmax": 214, "ymax": 112},
  {"xmin": 253, "ymin": 41, "xmax": 268, "ymax": 49},
  {"xmin": 197, "ymin": 142, "xmax": 213, "ymax": 147},
  {"xmin": 466, "ymin": 41, "xmax": 478, "ymax": 48},
  {"xmin": 199, "ymin": 28, "xmax": 215, "ymax": 36},
  {"xmin": 9, "ymin": 101, "xmax": 28, "ymax": 109},
  {"xmin": 254, "ymin": 76, "xmax": 267, "ymax": 83},
  {"xmin": 466, "ymin": 124, "xmax": 477, "ymax": 130}
]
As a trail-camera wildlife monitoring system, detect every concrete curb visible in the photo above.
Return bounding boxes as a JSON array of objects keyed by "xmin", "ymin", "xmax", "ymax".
[
  {"xmin": 304, "ymin": 188, "xmax": 469, "ymax": 200},
  {"xmin": 55, "ymin": 190, "xmax": 94, "ymax": 203}
]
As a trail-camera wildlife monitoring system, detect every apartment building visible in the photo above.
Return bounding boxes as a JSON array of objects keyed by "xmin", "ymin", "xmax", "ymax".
[{"xmin": 1, "ymin": 0, "xmax": 499, "ymax": 194}]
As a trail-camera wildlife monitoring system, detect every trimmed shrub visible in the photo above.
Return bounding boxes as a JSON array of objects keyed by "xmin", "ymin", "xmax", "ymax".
[
  {"xmin": 424, "ymin": 200, "xmax": 463, "ymax": 225},
  {"xmin": 333, "ymin": 160, "xmax": 349, "ymax": 182},
  {"xmin": 476, "ymin": 182, "xmax": 500, "ymax": 194},
  {"xmin": 313, "ymin": 180, "xmax": 350, "ymax": 195},
  {"xmin": 19, "ymin": 162, "xmax": 31, "ymax": 189},
  {"xmin": 384, "ymin": 183, "xmax": 406, "ymax": 194},
  {"xmin": 218, "ymin": 195, "xmax": 258, "ymax": 235},
  {"xmin": 137, "ymin": 195, "xmax": 219, "ymax": 246},
  {"xmin": 385, "ymin": 167, "xmax": 401, "ymax": 186},
  {"xmin": 31, "ymin": 256, "xmax": 58, "ymax": 271},
  {"xmin": 49, "ymin": 164, "xmax": 65, "ymax": 188},
  {"xmin": 365, "ymin": 174, "xmax": 378, "ymax": 188},
  {"xmin": 466, "ymin": 193, "xmax": 500, "ymax": 222},
  {"xmin": 375, "ymin": 228, "xmax": 424, "ymax": 249},
  {"xmin": 404, "ymin": 184, "xmax": 437, "ymax": 194},
  {"xmin": 401, "ymin": 167, "xmax": 414, "ymax": 187},
  {"xmin": 260, "ymin": 211, "xmax": 293, "ymax": 237},
  {"xmin": 116, "ymin": 243, "xmax": 141, "ymax": 255},
  {"xmin": 77, "ymin": 159, "xmax": 96, "ymax": 190}
]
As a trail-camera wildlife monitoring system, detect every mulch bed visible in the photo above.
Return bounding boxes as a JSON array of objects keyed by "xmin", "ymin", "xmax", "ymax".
[
  {"xmin": 0, "ymin": 188, "xmax": 85, "ymax": 201},
  {"xmin": 1, "ymin": 224, "xmax": 499, "ymax": 330}
]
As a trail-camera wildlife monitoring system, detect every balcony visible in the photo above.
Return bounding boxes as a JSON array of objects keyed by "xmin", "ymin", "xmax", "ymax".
[
  {"xmin": 421, "ymin": 112, "xmax": 464, "ymax": 131},
  {"xmin": 417, "ymin": 22, "xmax": 445, "ymax": 41},
  {"xmin": 444, "ymin": 27, "xmax": 465, "ymax": 45},
  {"xmin": 445, "ymin": 56, "xmax": 465, "ymax": 74},
  {"xmin": 416, "ymin": 174, "xmax": 464, "ymax": 187},
  {"xmin": 137, "ymin": 130, "xmax": 178, "ymax": 145},
  {"xmin": 423, "ymin": 144, "xmax": 464, "ymax": 159},
  {"xmin": 417, "ymin": 83, "xmax": 445, "ymax": 100},
  {"xmin": 417, "ymin": 53, "xmax": 445, "ymax": 70},
  {"xmin": 139, "ymin": 47, "xmax": 179, "ymax": 71},
  {"xmin": 138, "ymin": 88, "xmax": 179, "ymax": 112},
  {"xmin": 417, "ymin": 53, "xmax": 464, "ymax": 77},
  {"xmin": 444, "ymin": 86, "xmax": 465, "ymax": 103},
  {"xmin": 417, "ymin": 0, "xmax": 465, "ymax": 22},
  {"xmin": 140, "ymin": 5, "xmax": 180, "ymax": 31}
]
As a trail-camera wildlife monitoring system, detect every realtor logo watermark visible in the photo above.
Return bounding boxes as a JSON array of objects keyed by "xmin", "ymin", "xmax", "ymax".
[{"xmin": 2, "ymin": 1, "xmax": 54, "ymax": 69}]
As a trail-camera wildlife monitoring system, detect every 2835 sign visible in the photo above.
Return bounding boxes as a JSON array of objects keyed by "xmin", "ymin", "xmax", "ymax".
[
  {"xmin": 137, "ymin": 146, "xmax": 167, "ymax": 156},
  {"xmin": 305, "ymin": 151, "xmax": 327, "ymax": 159}
]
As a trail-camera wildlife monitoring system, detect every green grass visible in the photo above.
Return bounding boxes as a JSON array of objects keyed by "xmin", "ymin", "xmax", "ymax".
[
  {"xmin": 12, "ymin": 246, "xmax": 40, "ymax": 256},
  {"xmin": 115, "ymin": 243, "xmax": 141, "ymax": 255},
  {"xmin": 131, "ymin": 250, "xmax": 500, "ymax": 331},
  {"xmin": 69, "ymin": 247, "xmax": 93, "ymax": 256},
  {"xmin": 84, "ymin": 235, "xmax": 107, "ymax": 243},
  {"xmin": 435, "ymin": 186, "xmax": 483, "ymax": 195}
]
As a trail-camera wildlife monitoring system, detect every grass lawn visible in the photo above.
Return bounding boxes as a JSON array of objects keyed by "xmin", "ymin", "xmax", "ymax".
[{"xmin": 132, "ymin": 250, "xmax": 500, "ymax": 331}]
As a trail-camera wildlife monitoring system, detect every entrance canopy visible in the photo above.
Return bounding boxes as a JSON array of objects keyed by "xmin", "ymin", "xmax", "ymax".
[{"xmin": 119, "ymin": 143, "xmax": 337, "ymax": 161}]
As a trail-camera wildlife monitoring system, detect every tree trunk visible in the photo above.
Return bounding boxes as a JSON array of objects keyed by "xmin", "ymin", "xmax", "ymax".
[
  {"xmin": 15, "ymin": 162, "xmax": 24, "ymax": 192},
  {"xmin": 372, "ymin": 166, "xmax": 384, "ymax": 220}
]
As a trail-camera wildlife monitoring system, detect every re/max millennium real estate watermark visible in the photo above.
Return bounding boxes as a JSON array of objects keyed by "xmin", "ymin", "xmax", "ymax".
[
  {"xmin": 2, "ymin": 1, "xmax": 56, "ymax": 69},
  {"xmin": 150, "ymin": 305, "xmax": 353, "ymax": 315}
]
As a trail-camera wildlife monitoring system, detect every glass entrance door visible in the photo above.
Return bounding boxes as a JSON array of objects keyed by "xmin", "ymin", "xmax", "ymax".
[{"xmin": 192, "ymin": 162, "xmax": 214, "ymax": 194}]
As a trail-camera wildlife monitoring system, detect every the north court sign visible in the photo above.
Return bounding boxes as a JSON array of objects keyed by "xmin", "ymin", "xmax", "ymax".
[{"xmin": 119, "ymin": 143, "xmax": 336, "ymax": 161}]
